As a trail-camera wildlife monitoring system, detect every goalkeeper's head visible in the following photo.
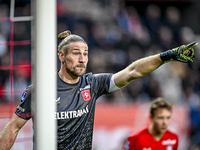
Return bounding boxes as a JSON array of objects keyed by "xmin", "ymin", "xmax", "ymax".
[{"xmin": 57, "ymin": 30, "xmax": 89, "ymax": 78}]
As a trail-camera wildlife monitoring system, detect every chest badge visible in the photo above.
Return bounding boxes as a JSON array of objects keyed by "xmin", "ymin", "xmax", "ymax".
[{"xmin": 81, "ymin": 89, "xmax": 91, "ymax": 101}]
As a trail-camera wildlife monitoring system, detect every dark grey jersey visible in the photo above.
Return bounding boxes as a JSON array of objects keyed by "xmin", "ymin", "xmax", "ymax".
[{"xmin": 15, "ymin": 72, "xmax": 112, "ymax": 150}]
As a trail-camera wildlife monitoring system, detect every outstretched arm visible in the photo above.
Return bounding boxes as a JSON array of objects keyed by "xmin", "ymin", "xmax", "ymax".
[
  {"xmin": 114, "ymin": 42, "xmax": 198, "ymax": 88},
  {"xmin": 114, "ymin": 54, "xmax": 162, "ymax": 88},
  {"xmin": 0, "ymin": 114, "xmax": 27, "ymax": 150}
]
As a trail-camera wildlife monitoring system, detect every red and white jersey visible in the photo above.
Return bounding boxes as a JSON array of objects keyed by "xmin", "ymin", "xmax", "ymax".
[{"xmin": 123, "ymin": 128, "xmax": 178, "ymax": 150}]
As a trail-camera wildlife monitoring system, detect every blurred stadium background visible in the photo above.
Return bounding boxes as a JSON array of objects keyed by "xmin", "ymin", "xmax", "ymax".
[{"xmin": 0, "ymin": 0, "xmax": 200, "ymax": 149}]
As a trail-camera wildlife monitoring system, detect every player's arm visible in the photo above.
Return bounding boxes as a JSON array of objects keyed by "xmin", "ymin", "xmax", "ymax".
[
  {"xmin": 0, "ymin": 113, "xmax": 27, "ymax": 150},
  {"xmin": 114, "ymin": 42, "xmax": 198, "ymax": 88},
  {"xmin": 114, "ymin": 54, "xmax": 162, "ymax": 88}
]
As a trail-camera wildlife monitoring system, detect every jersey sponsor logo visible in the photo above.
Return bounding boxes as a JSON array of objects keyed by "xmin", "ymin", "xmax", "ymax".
[
  {"xmin": 81, "ymin": 89, "xmax": 91, "ymax": 101},
  {"xmin": 162, "ymin": 139, "xmax": 176, "ymax": 145},
  {"xmin": 55, "ymin": 105, "xmax": 89, "ymax": 119},
  {"xmin": 21, "ymin": 92, "xmax": 27, "ymax": 102}
]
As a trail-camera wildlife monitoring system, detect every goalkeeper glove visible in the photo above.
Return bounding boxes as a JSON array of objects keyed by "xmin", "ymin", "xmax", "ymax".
[{"xmin": 160, "ymin": 41, "xmax": 198, "ymax": 63}]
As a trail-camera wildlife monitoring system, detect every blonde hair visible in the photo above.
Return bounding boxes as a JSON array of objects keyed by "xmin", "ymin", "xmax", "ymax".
[
  {"xmin": 150, "ymin": 97, "xmax": 173, "ymax": 117},
  {"xmin": 57, "ymin": 30, "xmax": 87, "ymax": 53}
]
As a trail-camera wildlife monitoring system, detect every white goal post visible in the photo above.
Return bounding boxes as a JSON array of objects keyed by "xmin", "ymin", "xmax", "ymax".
[{"xmin": 32, "ymin": 0, "xmax": 57, "ymax": 149}]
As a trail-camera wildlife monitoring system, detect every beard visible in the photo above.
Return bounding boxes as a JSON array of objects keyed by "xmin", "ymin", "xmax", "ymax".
[{"xmin": 65, "ymin": 63, "xmax": 87, "ymax": 77}]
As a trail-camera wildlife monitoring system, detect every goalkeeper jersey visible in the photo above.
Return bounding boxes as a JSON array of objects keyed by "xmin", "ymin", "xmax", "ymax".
[
  {"xmin": 123, "ymin": 128, "xmax": 178, "ymax": 150},
  {"xmin": 15, "ymin": 72, "xmax": 112, "ymax": 150}
]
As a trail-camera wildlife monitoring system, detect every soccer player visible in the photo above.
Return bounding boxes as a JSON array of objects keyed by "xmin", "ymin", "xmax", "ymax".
[
  {"xmin": 123, "ymin": 97, "xmax": 178, "ymax": 150},
  {"xmin": 0, "ymin": 30, "xmax": 197, "ymax": 150}
]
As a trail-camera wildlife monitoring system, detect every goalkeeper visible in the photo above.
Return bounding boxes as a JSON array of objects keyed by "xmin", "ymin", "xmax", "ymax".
[{"xmin": 0, "ymin": 29, "xmax": 198, "ymax": 150}]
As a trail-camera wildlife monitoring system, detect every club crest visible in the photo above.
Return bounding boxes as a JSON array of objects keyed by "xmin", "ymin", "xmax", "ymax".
[{"xmin": 81, "ymin": 89, "xmax": 91, "ymax": 101}]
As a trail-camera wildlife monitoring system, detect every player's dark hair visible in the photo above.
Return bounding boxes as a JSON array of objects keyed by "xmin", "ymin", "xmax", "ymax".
[
  {"xmin": 150, "ymin": 97, "xmax": 172, "ymax": 117},
  {"xmin": 57, "ymin": 30, "xmax": 87, "ymax": 53}
]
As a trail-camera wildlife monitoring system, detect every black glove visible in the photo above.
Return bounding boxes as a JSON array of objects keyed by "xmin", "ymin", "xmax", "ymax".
[{"xmin": 160, "ymin": 41, "xmax": 198, "ymax": 63}]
